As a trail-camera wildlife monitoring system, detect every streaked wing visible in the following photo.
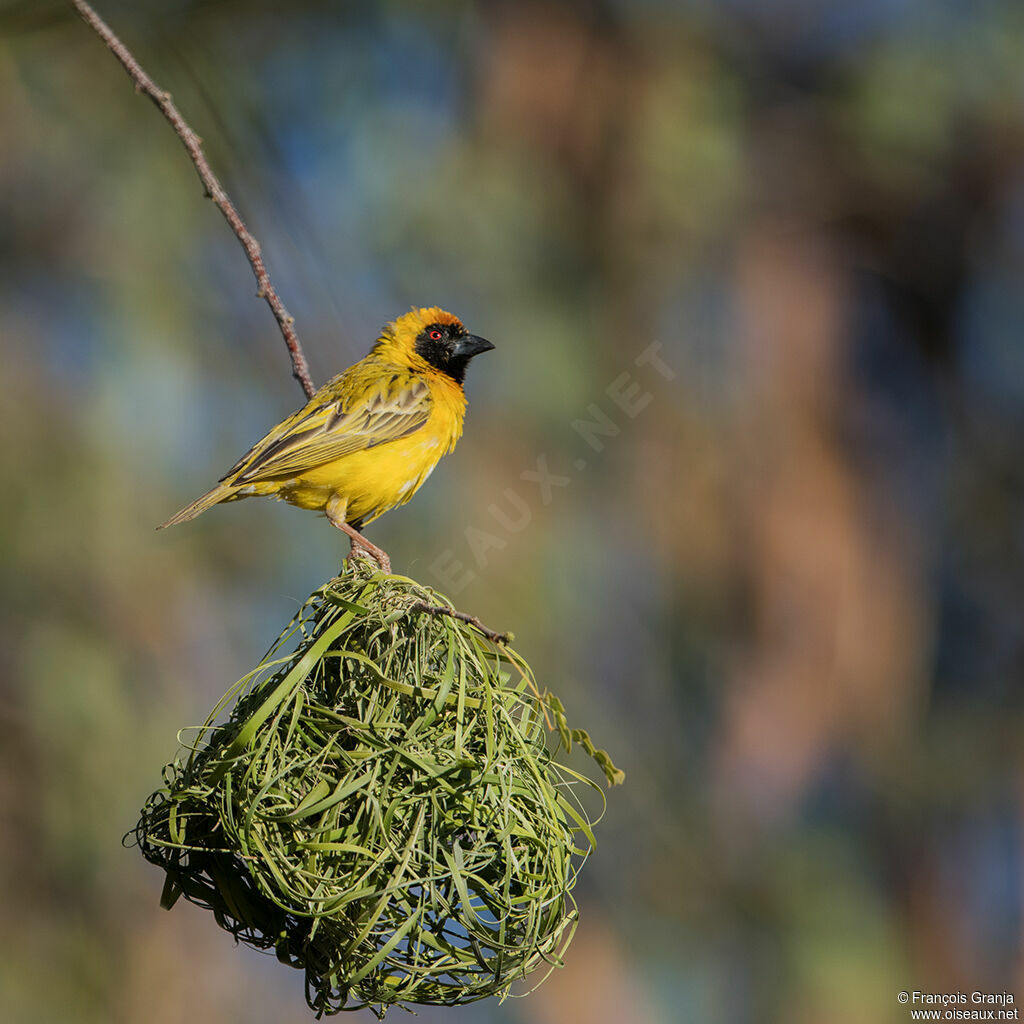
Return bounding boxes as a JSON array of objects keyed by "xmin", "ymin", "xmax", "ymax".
[{"xmin": 225, "ymin": 370, "xmax": 432, "ymax": 485}]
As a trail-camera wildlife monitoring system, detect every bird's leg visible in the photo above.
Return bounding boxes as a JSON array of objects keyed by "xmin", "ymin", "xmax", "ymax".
[
  {"xmin": 326, "ymin": 498, "xmax": 391, "ymax": 573},
  {"xmin": 345, "ymin": 526, "xmax": 392, "ymax": 574}
]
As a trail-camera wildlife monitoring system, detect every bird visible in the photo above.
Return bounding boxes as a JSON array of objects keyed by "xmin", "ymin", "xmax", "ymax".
[{"xmin": 159, "ymin": 307, "xmax": 494, "ymax": 573}]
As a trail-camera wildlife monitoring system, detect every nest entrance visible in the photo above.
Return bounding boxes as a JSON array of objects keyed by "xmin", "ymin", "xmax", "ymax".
[{"xmin": 135, "ymin": 562, "xmax": 619, "ymax": 1017}]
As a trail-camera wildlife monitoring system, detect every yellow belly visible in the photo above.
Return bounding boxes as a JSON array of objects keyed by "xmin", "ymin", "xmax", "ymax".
[
  {"xmin": 235, "ymin": 362, "xmax": 468, "ymax": 527},
  {"xmin": 256, "ymin": 428, "xmax": 449, "ymax": 526}
]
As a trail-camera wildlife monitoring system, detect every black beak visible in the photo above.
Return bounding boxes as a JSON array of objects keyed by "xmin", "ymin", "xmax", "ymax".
[{"xmin": 455, "ymin": 334, "xmax": 495, "ymax": 359}]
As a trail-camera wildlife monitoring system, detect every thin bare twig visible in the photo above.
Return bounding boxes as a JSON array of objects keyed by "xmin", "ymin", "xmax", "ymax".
[
  {"xmin": 409, "ymin": 602, "xmax": 511, "ymax": 645},
  {"xmin": 70, "ymin": 0, "xmax": 317, "ymax": 400}
]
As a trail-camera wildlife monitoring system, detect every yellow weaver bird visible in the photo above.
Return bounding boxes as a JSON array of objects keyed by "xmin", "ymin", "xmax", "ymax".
[{"xmin": 160, "ymin": 307, "xmax": 494, "ymax": 572}]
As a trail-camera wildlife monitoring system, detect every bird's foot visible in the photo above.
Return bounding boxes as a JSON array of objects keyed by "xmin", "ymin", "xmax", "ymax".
[
  {"xmin": 325, "ymin": 501, "xmax": 392, "ymax": 574},
  {"xmin": 326, "ymin": 506, "xmax": 392, "ymax": 573},
  {"xmin": 347, "ymin": 535, "xmax": 391, "ymax": 574}
]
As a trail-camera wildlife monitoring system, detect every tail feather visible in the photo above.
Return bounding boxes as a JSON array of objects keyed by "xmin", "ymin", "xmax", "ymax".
[{"xmin": 158, "ymin": 484, "xmax": 235, "ymax": 529}]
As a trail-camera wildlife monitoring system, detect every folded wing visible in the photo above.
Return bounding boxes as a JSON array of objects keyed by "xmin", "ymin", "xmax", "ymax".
[{"xmin": 225, "ymin": 368, "xmax": 432, "ymax": 485}]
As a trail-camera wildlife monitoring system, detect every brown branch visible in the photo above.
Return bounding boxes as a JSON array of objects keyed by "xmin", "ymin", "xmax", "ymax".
[
  {"xmin": 409, "ymin": 602, "xmax": 511, "ymax": 646},
  {"xmin": 70, "ymin": 0, "xmax": 317, "ymax": 400}
]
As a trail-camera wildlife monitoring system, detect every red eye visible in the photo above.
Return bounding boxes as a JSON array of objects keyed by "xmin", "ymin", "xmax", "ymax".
[{"xmin": 429, "ymin": 329, "xmax": 443, "ymax": 341}]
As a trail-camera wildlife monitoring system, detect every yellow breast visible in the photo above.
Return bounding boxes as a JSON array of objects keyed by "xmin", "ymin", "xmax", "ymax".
[{"xmin": 275, "ymin": 371, "xmax": 467, "ymax": 525}]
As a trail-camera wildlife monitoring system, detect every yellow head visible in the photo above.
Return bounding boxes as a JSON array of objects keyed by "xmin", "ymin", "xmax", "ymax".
[{"xmin": 374, "ymin": 307, "xmax": 494, "ymax": 386}]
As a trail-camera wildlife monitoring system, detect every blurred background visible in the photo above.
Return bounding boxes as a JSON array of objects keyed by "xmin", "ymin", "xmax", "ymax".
[{"xmin": 2, "ymin": 0, "xmax": 1024, "ymax": 1021}]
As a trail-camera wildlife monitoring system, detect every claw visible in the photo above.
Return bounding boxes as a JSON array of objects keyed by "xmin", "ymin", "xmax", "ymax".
[{"xmin": 326, "ymin": 501, "xmax": 391, "ymax": 573}]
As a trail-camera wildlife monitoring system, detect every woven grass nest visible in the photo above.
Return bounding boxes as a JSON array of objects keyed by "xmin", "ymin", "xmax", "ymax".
[{"xmin": 135, "ymin": 559, "xmax": 622, "ymax": 1017}]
